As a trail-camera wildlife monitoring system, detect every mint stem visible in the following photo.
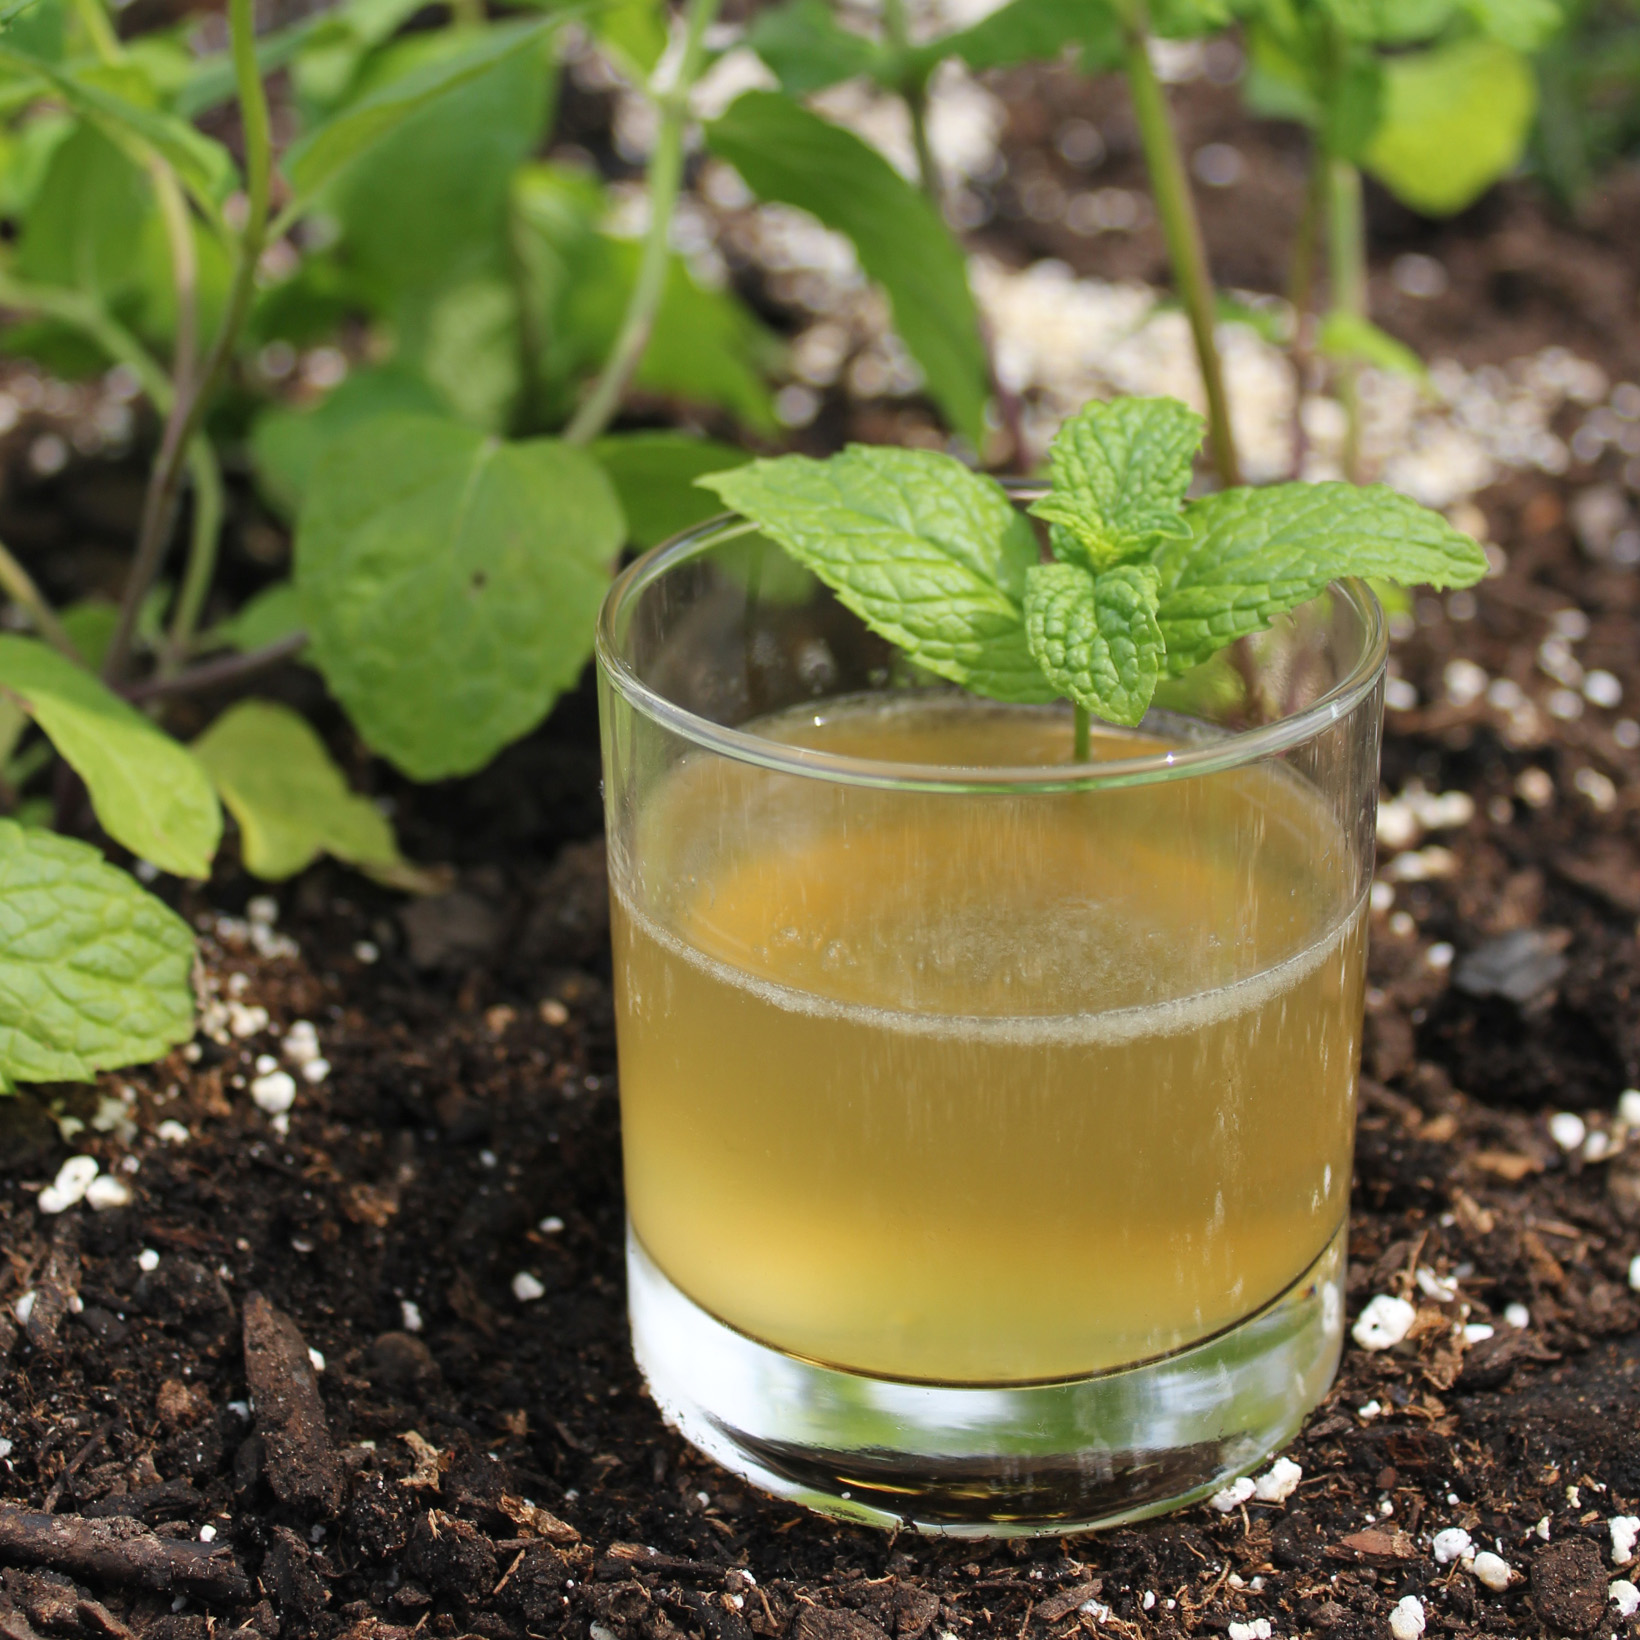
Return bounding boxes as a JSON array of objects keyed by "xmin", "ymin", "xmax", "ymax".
[
  {"xmin": 104, "ymin": 0, "xmax": 272, "ymax": 684},
  {"xmin": 1286, "ymin": 145, "xmax": 1327, "ymax": 477},
  {"xmin": 564, "ymin": 0, "xmax": 722, "ymax": 446},
  {"xmin": 1325, "ymin": 154, "xmax": 1367, "ymax": 485},
  {"xmin": 882, "ymin": 0, "xmax": 941, "ymax": 207},
  {"xmin": 0, "ymin": 539, "xmax": 80, "ymax": 663},
  {"xmin": 1073, "ymin": 702, "xmax": 1090, "ymax": 762},
  {"xmin": 1120, "ymin": 17, "xmax": 1240, "ymax": 488}
]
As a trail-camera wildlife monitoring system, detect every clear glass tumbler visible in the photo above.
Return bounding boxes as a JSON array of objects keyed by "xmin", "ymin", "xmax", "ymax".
[{"xmin": 595, "ymin": 493, "xmax": 1384, "ymax": 1535}]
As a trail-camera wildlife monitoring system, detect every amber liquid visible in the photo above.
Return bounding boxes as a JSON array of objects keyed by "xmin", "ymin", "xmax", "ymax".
[{"xmin": 611, "ymin": 696, "xmax": 1366, "ymax": 1385}]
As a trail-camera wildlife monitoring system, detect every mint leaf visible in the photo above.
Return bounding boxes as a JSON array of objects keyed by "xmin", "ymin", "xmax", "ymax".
[
  {"xmin": 213, "ymin": 581, "xmax": 306, "ymax": 655},
  {"xmin": 747, "ymin": 0, "xmax": 890, "ymax": 93},
  {"xmin": 0, "ymin": 819, "xmax": 195, "ymax": 1085},
  {"xmin": 1318, "ymin": 312, "xmax": 1426, "ymax": 380},
  {"xmin": 590, "ymin": 432, "xmax": 750, "ymax": 549},
  {"xmin": 705, "ymin": 92, "xmax": 989, "ymax": 447},
  {"xmin": 296, "ymin": 414, "xmax": 624, "ymax": 780},
  {"xmin": 699, "ymin": 448, "xmax": 1053, "ymax": 703},
  {"xmin": 0, "ymin": 636, "xmax": 221, "ymax": 878},
  {"xmin": 1028, "ymin": 397, "xmax": 1204, "ymax": 569},
  {"xmin": 1155, "ymin": 481, "xmax": 1488, "ymax": 674},
  {"xmin": 194, "ymin": 700, "xmax": 408, "ymax": 882},
  {"xmin": 922, "ymin": 0, "xmax": 1124, "ymax": 76},
  {"xmin": 1364, "ymin": 38, "xmax": 1535, "ymax": 216},
  {"xmin": 281, "ymin": 17, "xmax": 556, "ymax": 211},
  {"xmin": 1024, "ymin": 562, "xmax": 1163, "ymax": 727}
]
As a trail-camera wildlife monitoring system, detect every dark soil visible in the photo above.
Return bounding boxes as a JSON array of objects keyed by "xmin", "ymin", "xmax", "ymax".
[{"xmin": 3, "ymin": 66, "xmax": 1640, "ymax": 1640}]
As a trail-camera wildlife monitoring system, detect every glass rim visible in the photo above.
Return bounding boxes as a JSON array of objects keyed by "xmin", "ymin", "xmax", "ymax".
[{"xmin": 595, "ymin": 491, "xmax": 1389, "ymax": 794}]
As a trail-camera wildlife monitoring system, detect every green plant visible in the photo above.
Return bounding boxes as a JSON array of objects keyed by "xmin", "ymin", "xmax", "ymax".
[
  {"xmin": 1238, "ymin": 0, "xmax": 1562, "ymax": 472},
  {"xmin": 702, "ymin": 395, "xmax": 1487, "ymax": 754}
]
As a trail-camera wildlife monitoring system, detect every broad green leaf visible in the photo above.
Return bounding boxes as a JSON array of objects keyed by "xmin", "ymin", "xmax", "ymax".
[
  {"xmin": 699, "ymin": 448, "xmax": 1053, "ymax": 703},
  {"xmin": 250, "ymin": 364, "xmax": 447, "ymax": 520},
  {"xmin": 214, "ymin": 581, "xmax": 305, "ymax": 654},
  {"xmin": 321, "ymin": 28, "xmax": 552, "ymax": 339},
  {"xmin": 1322, "ymin": 54, "xmax": 1384, "ymax": 161},
  {"xmin": 1028, "ymin": 397, "xmax": 1203, "ymax": 570},
  {"xmin": 1318, "ymin": 312, "xmax": 1426, "ymax": 380},
  {"xmin": 59, "ymin": 598, "xmax": 117, "ymax": 670},
  {"xmin": 194, "ymin": 699, "xmax": 405, "ymax": 881},
  {"xmin": 0, "ymin": 637, "xmax": 221, "ymax": 877},
  {"xmin": 2, "ymin": 0, "xmax": 65, "ymax": 62},
  {"xmin": 593, "ymin": 0, "xmax": 668, "ymax": 79},
  {"xmin": 281, "ymin": 17, "xmax": 556, "ymax": 209},
  {"xmin": 418, "ymin": 275, "xmax": 522, "ymax": 431},
  {"xmin": 0, "ymin": 48, "xmax": 235, "ymax": 213},
  {"xmin": 706, "ymin": 92, "xmax": 989, "ymax": 446},
  {"xmin": 0, "ymin": 110, "xmax": 74, "ymax": 219},
  {"xmin": 1024, "ymin": 562, "xmax": 1163, "ymax": 727},
  {"xmin": 1155, "ymin": 482, "xmax": 1488, "ymax": 673},
  {"xmin": 930, "ymin": 0, "xmax": 1123, "ymax": 73},
  {"xmin": 1364, "ymin": 38, "xmax": 1535, "ymax": 215},
  {"xmin": 748, "ymin": 0, "xmax": 889, "ymax": 92},
  {"xmin": 15, "ymin": 124, "xmax": 150, "ymax": 305},
  {"xmin": 1373, "ymin": 0, "xmax": 1457, "ymax": 44},
  {"xmin": 296, "ymin": 415, "xmax": 625, "ymax": 780},
  {"xmin": 590, "ymin": 431, "xmax": 750, "ymax": 548},
  {"xmin": 1459, "ymin": 0, "xmax": 1562, "ymax": 51},
  {"xmin": 1149, "ymin": 0, "xmax": 1232, "ymax": 38},
  {"xmin": 0, "ymin": 819, "xmax": 195, "ymax": 1085}
]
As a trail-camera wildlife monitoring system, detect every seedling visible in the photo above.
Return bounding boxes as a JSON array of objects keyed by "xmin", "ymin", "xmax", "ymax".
[{"xmin": 703, "ymin": 394, "xmax": 1488, "ymax": 753}]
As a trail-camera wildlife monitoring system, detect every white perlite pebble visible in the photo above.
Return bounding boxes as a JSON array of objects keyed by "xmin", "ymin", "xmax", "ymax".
[
  {"xmin": 1254, "ymin": 1458, "xmax": 1303, "ymax": 1504},
  {"xmin": 86, "ymin": 1175, "xmax": 133, "ymax": 1212},
  {"xmin": 38, "ymin": 1155, "xmax": 100, "ymax": 1214},
  {"xmin": 401, "ymin": 1301, "xmax": 423, "ymax": 1333},
  {"xmin": 138, "ymin": 1248, "xmax": 160, "ymax": 1272},
  {"xmin": 1506, "ymin": 1303, "xmax": 1532, "ymax": 1329},
  {"xmin": 1619, "ymin": 1089, "xmax": 1640, "ymax": 1128},
  {"xmin": 1548, "ymin": 1111, "xmax": 1587, "ymax": 1151},
  {"xmin": 1353, "ymin": 1294, "xmax": 1416, "ymax": 1351},
  {"xmin": 308, "ymin": 1348, "xmax": 325, "ymax": 1374},
  {"xmin": 282, "ymin": 1021, "xmax": 321, "ymax": 1065},
  {"xmin": 1611, "ymin": 1515, "xmax": 1640, "ymax": 1566},
  {"xmin": 1227, "ymin": 1621, "xmax": 1271, "ymax": 1640},
  {"xmin": 13, "ymin": 1292, "xmax": 35, "ymax": 1325},
  {"xmin": 1433, "ymin": 1527, "xmax": 1474, "ymax": 1564},
  {"xmin": 301, "ymin": 1058, "xmax": 330, "ymax": 1085},
  {"xmin": 512, "ymin": 1272, "xmax": 546, "ymax": 1303},
  {"xmin": 1628, "ymin": 1253, "xmax": 1640, "ymax": 1294},
  {"xmin": 1389, "ymin": 1595, "xmax": 1426, "ymax": 1640},
  {"xmin": 155, "ymin": 1120, "xmax": 191, "ymax": 1145},
  {"xmin": 251, "ymin": 1071, "xmax": 297, "ymax": 1115},
  {"xmin": 1210, "ymin": 1475, "xmax": 1256, "ymax": 1512},
  {"xmin": 1611, "ymin": 1580, "xmax": 1640, "ymax": 1618},
  {"xmin": 1471, "ymin": 1552, "xmax": 1512, "ymax": 1591},
  {"xmin": 0, "ymin": 1438, "xmax": 12, "ymax": 1459}
]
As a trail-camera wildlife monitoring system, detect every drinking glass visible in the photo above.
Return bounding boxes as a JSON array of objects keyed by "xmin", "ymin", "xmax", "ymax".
[{"xmin": 595, "ymin": 490, "xmax": 1383, "ymax": 1535}]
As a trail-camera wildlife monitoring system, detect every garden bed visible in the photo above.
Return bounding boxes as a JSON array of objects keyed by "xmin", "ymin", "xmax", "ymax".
[{"xmin": 3, "ymin": 66, "xmax": 1640, "ymax": 1640}]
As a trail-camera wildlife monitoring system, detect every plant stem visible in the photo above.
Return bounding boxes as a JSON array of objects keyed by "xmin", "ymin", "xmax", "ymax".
[
  {"xmin": 68, "ymin": 0, "xmax": 120, "ymax": 64},
  {"xmin": 0, "ymin": 539, "xmax": 80, "ymax": 661},
  {"xmin": 1324, "ymin": 154, "xmax": 1366, "ymax": 484},
  {"xmin": 162, "ymin": 453, "xmax": 226, "ymax": 672},
  {"xmin": 1120, "ymin": 12, "xmax": 1239, "ymax": 488},
  {"xmin": 123, "ymin": 630, "xmax": 308, "ymax": 703},
  {"xmin": 882, "ymin": 0, "xmax": 940, "ymax": 206},
  {"xmin": 1073, "ymin": 702, "xmax": 1090, "ymax": 762},
  {"xmin": 563, "ymin": 0, "xmax": 722, "ymax": 447},
  {"xmin": 103, "ymin": 0, "xmax": 272, "ymax": 685},
  {"xmin": 1285, "ymin": 144, "xmax": 1327, "ymax": 477}
]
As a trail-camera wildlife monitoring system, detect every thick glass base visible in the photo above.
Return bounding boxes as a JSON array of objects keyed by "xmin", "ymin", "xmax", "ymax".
[{"xmin": 628, "ymin": 1220, "xmax": 1346, "ymax": 1536}]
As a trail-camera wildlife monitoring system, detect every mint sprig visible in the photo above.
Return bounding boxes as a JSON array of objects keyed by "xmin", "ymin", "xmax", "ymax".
[{"xmin": 700, "ymin": 394, "xmax": 1488, "ymax": 730}]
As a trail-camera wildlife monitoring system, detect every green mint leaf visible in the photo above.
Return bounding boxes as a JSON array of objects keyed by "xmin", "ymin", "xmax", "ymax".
[
  {"xmin": 194, "ymin": 699, "xmax": 411, "ymax": 883},
  {"xmin": 1028, "ymin": 396, "xmax": 1204, "ymax": 570},
  {"xmin": 212, "ymin": 581, "xmax": 306, "ymax": 656},
  {"xmin": 0, "ymin": 819, "xmax": 195, "ymax": 1085},
  {"xmin": 1155, "ymin": 481, "xmax": 1488, "ymax": 674},
  {"xmin": 0, "ymin": 636, "xmax": 221, "ymax": 878},
  {"xmin": 747, "ymin": 0, "xmax": 890, "ymax": 94},
  {"xmin": 705, "ymin": 92, "xmax": 989, "ymax": 447},
  {"xmin": 296, "ymin": 414, "xmax": 624, "ymax": 781},
  {"xmin": 590, "ymin": 432, "xmax": 750, "ymax": 549},
  {"xmin": 699, "ymin": 447, "xmax": 1054, "ymax": 704},
  {"xmin": 0, "ymin": 51, "xmax": 235, "ymax": 216},
  {"xmin": 1317, "ymin": 312, "xmax": 1426, "ymax": 381},
  {"xmin": 1363, "ymin": 38, "xmax": 1535, "ymax": 216},
  {"xmin": 1023, "ymin": 562, "xmax": 1163, "ymax": 728},
  {"xmin": 281, "ymin": 17, "xmax": 556, "ymax": 212},
  {"xmin": 921, "ymin": 0, "xmax": 1124, "ymax": 76}
]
